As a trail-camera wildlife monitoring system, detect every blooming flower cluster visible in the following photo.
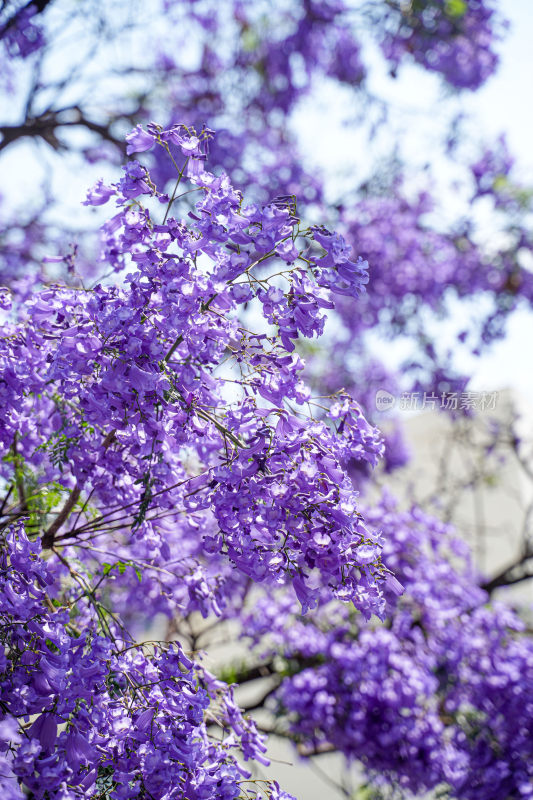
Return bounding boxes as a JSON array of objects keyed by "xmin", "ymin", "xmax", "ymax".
[
  {"xmin": 342, "ymin": 186, "xmax": 510, "ymax": 331},
  {"xmin": 0, "ymin": 523, "xmax": 289, "ymax": 800},
  {"xmin": 325, "ymin": 177, "xmax": 533, "ymax": 397},
  {"xmin": 381, "ymin": 0, "xmax": 501, "ymax": 89},
  {"xmin": 0, "ymin": 3, "xmax": 45, "ymax": 60},
  {"xmin": 1, "ymin": 3, "xmax": 532, "ymax": 797},
  {"xmin": 242, "ymin": 494, "xmax": 533, "ymax": 798},
  {"xmin": 14, "ymin": 125, "xmax": 385, "ymax": 612},
  {"xmin": 0, "ymin": 124, "xmax": 392, "ymax": 796},
  {"xmin": 1, "ymin": 0, "xmax": 521, "ymax": 400}
]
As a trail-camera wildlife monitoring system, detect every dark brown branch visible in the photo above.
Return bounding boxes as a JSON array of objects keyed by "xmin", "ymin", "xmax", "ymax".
[
  {"xmin": 0, "ymin": 484, "xmax": 14, "ymax": 519},
  {"xmin": 42, "ymin": 483, "xmax": 81, "ymax": 549},
  {"xmin": 226, "ymin": 662, "xmax": 278, "ymax": 685},
  {"xmin": 42, "ymin": 429, "xmax": 116, "ymax": 549},
  {"xmin": 0, "ymin": 107, "xmax": 126, "ymax": 155},
  {"xmin": 227, "ymin": 654, "xmax": 324, "ymax": 686},
  {"xmin": 481, "ymin": 559, "xmax": 533, "ymax": 594}
]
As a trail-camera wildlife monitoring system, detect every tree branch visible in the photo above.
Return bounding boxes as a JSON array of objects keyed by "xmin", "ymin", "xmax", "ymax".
[
  {"xmin": 0, "ymin": 107, "xmax": 126, "ymax": 155},
  {"xmin": 41, "ymin": 429, "xmax": 116, "ymax": 549},
  {"xmin": 42, "ymin": 482, "xmax": 81, "ymax": 549},
  {"xmin": 481, "ymin": 554, "xmax": 533, "ymax": 594}
]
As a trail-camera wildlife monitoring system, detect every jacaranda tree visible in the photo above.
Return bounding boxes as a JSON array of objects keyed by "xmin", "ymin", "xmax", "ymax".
[{"xmin": 1, "ymin": 2, "xmax": 532, "ymax": 799}]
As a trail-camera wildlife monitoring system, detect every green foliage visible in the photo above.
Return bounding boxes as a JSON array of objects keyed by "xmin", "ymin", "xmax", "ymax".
[{"xmin": 102, "ymin": 560, "xmax": 143, "ymax": 582}]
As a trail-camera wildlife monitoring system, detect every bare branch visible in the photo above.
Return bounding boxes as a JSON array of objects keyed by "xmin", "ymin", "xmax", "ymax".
[
  {"xmin": 0, "ymin": 107, "xmax": 126, "ymax": 155},
  {"xmin": 42, "ymin": 429, "xmax": 116, "ymax": 548},
  {"xmin": 481, "ymin": 554, "xmax": 533, "ymax": 594}
]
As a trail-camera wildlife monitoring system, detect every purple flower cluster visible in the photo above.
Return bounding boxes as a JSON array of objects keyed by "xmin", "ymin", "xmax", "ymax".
[
  {"xmin": 343, "ymin": 188, "xmax": 486, "ymax": 329},
  {"xmin": 0, "ymin": 1, "xmax": 530, "ymax": 795},
  {"xmin": 0, "ymin": 123, "xmax": 398, "ymax": 795},
  {"xmin": 143, "ymin": 0, "xmax": 498, "ymax": 213},
  {"xmin": 323, "ymin": 176, "xmax": 533, "ymax": 397},
  {"xmin": 0, "ymin": 523, "xmax": 288, "ymax": 799},
  {"xmin": 243, "ymin": 494, "xmax": 533, "ymax": 797},
  {"xmin": 1, "ymin": 125, "xmax": 387, "ymax": 621},
  {"xmin": 1, "ymin": 4, "xmax": 45, "ymax": 60},
  {"xmin": 381, "ymin": 0, "xmax": 501, "ymax": 89}
]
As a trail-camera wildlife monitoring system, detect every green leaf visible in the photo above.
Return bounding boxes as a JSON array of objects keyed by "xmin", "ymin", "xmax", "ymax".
[
  {"xmin": 445, "ymin": 0, "xmax": 467, "ymax": 18},
  {"xmin": 102, "ymin": 560, "xmax": 141, "ymax": 581}
]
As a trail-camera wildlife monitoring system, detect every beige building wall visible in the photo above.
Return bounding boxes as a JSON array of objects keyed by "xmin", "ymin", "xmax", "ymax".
[{"xmin": 377, "ymin": 389, "xmax": 533, "ymax": 607}]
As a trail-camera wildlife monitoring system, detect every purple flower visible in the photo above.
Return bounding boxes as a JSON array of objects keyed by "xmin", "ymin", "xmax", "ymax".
[
  {"xmin": 82, "ymin": 179, "xmax": 116, "ymax": 206},
  {"xmin": 125, "ymin": 124, "xmax": 156, "ymax": 155}
]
